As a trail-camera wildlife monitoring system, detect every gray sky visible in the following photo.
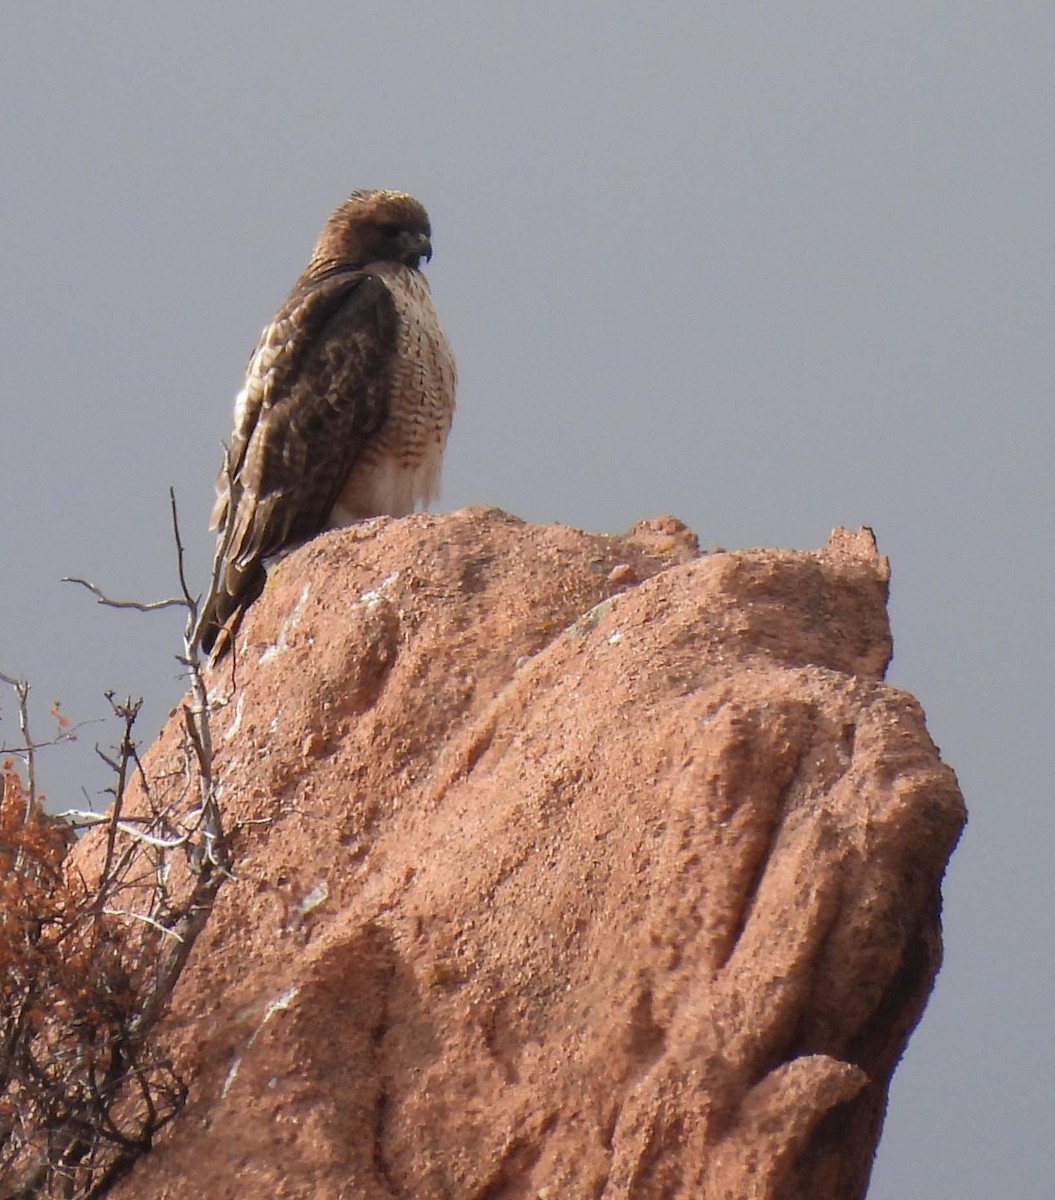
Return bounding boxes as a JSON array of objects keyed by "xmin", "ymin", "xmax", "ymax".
[{"xmin": 1, "ymin": 5, "xmax": 1051, "ymax": 1195}]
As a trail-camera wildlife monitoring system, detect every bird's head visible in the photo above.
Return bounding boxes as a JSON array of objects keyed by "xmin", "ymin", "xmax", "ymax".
[{"xmin": 310, "ymin": 189, "xmax": 434, "ymax": 273}]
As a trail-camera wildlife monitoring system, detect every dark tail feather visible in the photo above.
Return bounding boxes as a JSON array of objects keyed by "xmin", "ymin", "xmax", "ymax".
[{"xmin": 194, "ymin": 565, "xmax": 266, "ymax": 663}]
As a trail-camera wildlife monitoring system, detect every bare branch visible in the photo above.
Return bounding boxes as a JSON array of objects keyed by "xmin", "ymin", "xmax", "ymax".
[
  {"xmin": 168, "ymin": 487, "xmax": 197, "ymax": 611},
  {"xmin": 0, "ymin": 717, "xmax": 101, "ymax": 758},
  {"xmin": 100, "ymin": 910, "xmax": 184, "ymax": 943},
  {"xmin": 189, "ymin": 443, "xmax": 238, "ymax": 657},
  {"xmin": 113, "ymin": 826, "xmax": 190, "ymax": 850},
  {"xmin": 0, "ymin": 669, "xmax": 36, "ymax": 807},
  {"xmin": 61, "ymin": 577, "xmax": 187, "ymax": 613},
  {"xmin": 93, "ymin": 696, "xmax": 141, "ymax": 915}
]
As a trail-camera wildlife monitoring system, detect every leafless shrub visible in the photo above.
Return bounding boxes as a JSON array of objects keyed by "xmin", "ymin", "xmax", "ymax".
[{"xmin": 0, "ymin": 491, "xmax": 231, "ymax": 1198}]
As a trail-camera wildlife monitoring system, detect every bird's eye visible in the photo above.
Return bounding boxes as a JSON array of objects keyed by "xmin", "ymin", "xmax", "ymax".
[{"xmin": 379, "ymin": 223, "xmax": 402, "ymax": 237}]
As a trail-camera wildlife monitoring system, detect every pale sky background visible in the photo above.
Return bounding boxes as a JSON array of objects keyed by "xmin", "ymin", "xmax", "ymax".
[{"xmin": 1, "ymin": 5, "xmax": 1051, "ymax": 1196}]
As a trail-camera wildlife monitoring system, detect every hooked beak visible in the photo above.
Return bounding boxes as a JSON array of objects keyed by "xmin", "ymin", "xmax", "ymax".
[{"xmin": 400, "ymin": 230, "xmax": 433, "ymax": 267}]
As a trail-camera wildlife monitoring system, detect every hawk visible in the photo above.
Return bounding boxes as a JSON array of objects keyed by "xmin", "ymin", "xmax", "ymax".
[{"xmin": 196, "ymin": 189, "xmax": 456, "ymax": 658}]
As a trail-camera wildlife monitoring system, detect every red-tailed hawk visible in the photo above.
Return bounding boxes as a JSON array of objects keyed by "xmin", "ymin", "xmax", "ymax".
[{"xmin": 196, "ymin": 189, "xmax": 456, "ymax": 658}]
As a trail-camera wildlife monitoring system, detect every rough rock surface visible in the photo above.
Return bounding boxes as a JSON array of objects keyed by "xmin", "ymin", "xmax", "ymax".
[{"xmin": 87, "ymin": 508, "xmax": 964, "ymax": 1199}]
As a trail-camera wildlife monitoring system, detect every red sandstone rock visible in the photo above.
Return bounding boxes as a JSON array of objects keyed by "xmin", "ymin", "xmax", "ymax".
[{"xmin": 84, "ymin": 509, "xmax": 963, "ymax": 1199}]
